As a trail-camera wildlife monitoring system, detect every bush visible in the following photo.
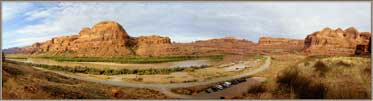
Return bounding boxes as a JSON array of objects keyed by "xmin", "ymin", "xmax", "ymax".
[
  {"xmin": 313, "ymin": 60, "xmax": 328, "ymax": 77},
  {"xmin": 3, "ymin": 65, "xmax": 25, "ymax": 76},
  {"xmin": 247, "ymin": 83, "xmax": 266, "ymax": 94},
  {"xmin": 277, "ymin": 68, "xmax": 326, "ymax": 99}
]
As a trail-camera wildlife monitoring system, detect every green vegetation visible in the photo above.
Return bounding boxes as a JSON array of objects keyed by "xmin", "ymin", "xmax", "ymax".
[
  {"xmin": 7, "ymin": 60, "xmax": 210, "ymax": 75},
  {"xmin": 246, "ymin": 54, "xmax": 265, "ymax": 60},
  {"xmin": 48, "ymin": 55, "xmax": 224, "ymax": 64},
  {"xmin": 7, "ymin": 54, "xmax": 225, "ymax": 64}
]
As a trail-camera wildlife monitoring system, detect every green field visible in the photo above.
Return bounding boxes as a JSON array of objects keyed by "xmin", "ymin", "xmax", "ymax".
[{"xmin": 6, "ymin": 54, "xmax": 224, "ymax": 64}]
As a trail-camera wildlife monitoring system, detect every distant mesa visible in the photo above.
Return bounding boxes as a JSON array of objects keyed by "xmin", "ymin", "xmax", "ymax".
[{"xmin": 258, "ymin": 37, "xmax": 304, "ymax": 46}]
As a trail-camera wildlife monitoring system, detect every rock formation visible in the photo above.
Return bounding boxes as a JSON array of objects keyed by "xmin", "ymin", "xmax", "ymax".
[
  {"xmin": 258, "ymin": 37, "xmax": 304, "ymax": 46},
  {"xmin": 5, "ymin": 21, "xmax": 243, "ymax": 57},
  {"xmin": 304, "ymin": 27, "xmax": 371, "ymax": 56},
  {"xmin": 192, "ymin": 37, "xmax": 256, "ymax": 54},
  {"xmin": 355, "ymin": 36, "xmax": 371, "ymax": 55},
  {"xmin": 135, "ymin": 37, "xmax": 256, "ymax": 56},
  {"xmin": 5, "ymin": 21, "xmax": 136, "ymax": 57},
  {"xmin": 135, "ymin": 35, "xmax": 171, "ymax": 45},
  {"xmin": 369, "ymin": 37, "xmax": 371, "ymax": 53},
  {"xmin": 254, "ymin": 37, "xmax": 305, "ymax": 54}
]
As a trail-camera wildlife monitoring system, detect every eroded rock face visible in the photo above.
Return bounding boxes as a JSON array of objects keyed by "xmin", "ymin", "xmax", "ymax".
[
  {"xmin": 258, "ymin": 37, "xmax": 304, "ymax": 46},
  {"xmin": 355, "ymin": 36, "xmax": 371, "ymax": 55},
  {"xmin": 253, "ymin": 37, "xmax": 305, "ymax": 54},
  {"xmin": 191, "ymin": 37, "xmax": 256, "ymax": 54},
  {"xmin": 135, "ymin": 35, "xmax": 171, "ymax": 45},
  {"xmin": 304, "ymin": 27, "xmax": 371, "ymax": 56},
  {"xmin": 135, "ymin": 37, "xmax": 256, "ymax": 56},
  {"xmin": 7, "ymin": 21, "xmax": 135, "ymax": 57}
]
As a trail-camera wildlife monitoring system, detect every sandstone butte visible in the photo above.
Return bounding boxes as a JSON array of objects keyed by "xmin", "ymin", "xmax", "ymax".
[
  {"xmin": 5, "ymin": 21, "xmax": 172, "ymax": 57},
  {"xmin": 304, "ymin": 27, "xmax": 371, "ymax": 56},
  {"xmin": 3, "ymin": 21, "xmax": 371, "ymax": 57}
]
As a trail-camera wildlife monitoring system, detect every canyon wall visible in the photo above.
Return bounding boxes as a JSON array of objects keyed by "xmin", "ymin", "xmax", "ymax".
[{"xmin": 304, "ymin": 27, "xmax": 371, "ymax": 56}]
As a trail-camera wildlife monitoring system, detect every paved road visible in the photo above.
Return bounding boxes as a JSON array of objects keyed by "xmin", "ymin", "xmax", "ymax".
[{"xmin": 28, "ymin": 56, "xmax": 271, "ymax": 89}]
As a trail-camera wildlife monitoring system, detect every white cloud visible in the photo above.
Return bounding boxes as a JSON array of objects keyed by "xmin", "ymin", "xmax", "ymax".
[
  {"xmin": 24, "ymin": 8, "xmax": 55, "ymax": 21},
  {"xmin": 2, "ymin": 2, "xmax": 32, "ymax": 22}
]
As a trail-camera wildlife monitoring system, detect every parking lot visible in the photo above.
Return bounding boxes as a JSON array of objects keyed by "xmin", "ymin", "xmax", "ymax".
[
  {"xmin": 203, "ymin": 78, "xmax": 247, "ymax": 93},
  {"xmin": 192, "ymin": 77, "xmax": 266, "ymax": 99}
]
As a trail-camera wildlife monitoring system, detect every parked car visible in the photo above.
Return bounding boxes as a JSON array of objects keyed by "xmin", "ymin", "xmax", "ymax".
[
  {"xmin": 231, "ymin": 80, "xmax": 239, "ymax": 85},
  {"xmin": 205, "ymin": 88, "xmax": 214, "ymax": 93},
  {"xmin": 215, "ymin": 85, "xmax": 224, "ymax": 90},
  {"xmin": 223, "ymin": 82, "xmax": 232, "ymax": 87},
  {"xmin": 211, "ymin": 87, "xmax": 219, "ymax": 91}
]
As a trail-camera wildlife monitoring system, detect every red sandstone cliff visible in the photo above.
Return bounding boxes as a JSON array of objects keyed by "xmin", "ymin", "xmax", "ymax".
[
  {"xmin": 258, "ymin": 37, "xmax": 304, "ymax": 46},
  {"xmin": 304, "ymin": 27, "xmax": 371, "ymax": 56}
]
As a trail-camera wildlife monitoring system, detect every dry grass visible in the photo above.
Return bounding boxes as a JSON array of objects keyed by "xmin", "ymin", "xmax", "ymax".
[
  {"xmin": 171, "ymin": 82, "xmax": 220, "ymax": 95},
  {"xmin": 2, "ymin": 61, "xmax": 169, "ymax": 99},
  {"xmin": 243, "ymin": 54, "xmax": 371, "ymax": 99}
]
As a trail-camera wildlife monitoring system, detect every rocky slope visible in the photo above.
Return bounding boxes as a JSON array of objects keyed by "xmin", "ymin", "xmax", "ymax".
[{"xmin": 304, "ymin": 27, "xmax": 371, "ymax": 55}]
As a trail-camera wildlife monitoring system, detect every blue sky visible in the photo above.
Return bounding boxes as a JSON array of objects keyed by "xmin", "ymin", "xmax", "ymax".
[{"xmin": 2, "ymin": 1, "xmax": 371, "ymax": 49}]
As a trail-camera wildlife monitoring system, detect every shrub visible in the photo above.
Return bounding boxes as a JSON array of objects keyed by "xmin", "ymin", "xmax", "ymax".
[
  {"xmin": 277, "ymin": 68, "xmax": 326, "ymax": 99},
  {"xmin": 3, "ymin": 65, "xmax": 24, "ymax": 76},
  {"xmin": 247, "ymin": 83, "xmax": 266, "ymax": 94},
  {"xmin": 313, "ymin": 60, "xmax": 328, "ymax": 77}
]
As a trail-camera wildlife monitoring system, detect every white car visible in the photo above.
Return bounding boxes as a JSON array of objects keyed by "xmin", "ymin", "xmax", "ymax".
[
  {"xmin": 215, "ymin": 85, "xmax": 224, "ymax": 90},
  {"xmin": 223, "ymin": 82, "xmax": 232, "ymax": 87}
]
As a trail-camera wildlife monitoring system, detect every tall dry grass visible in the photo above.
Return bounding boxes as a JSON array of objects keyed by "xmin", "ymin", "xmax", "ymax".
[{"xmin": 244, "ymin": 55, "xmax": 371, "ymax": 99}]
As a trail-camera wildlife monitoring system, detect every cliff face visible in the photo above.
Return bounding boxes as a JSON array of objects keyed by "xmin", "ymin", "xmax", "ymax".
[
  {"xmin": 6, "ymin": 21, "xmax": 251, "ymax": 57},
  {"xmin": 19, "ymin": 21, "xmax": 135, "ymax": 57},
  {"xmin": 253, "ymin": 37, "xmax": 305, "ymax": 54},
  {"xmin": 258, "ymin": 37, "xmax": 304, "ymax": 46},
  {"xmin": 304, "ymin": 27, "xmax": 371, "ymax": 56},
  {"xmin": 192, "ymin": 37, "xmax": 256, "ymax": 54},
  {"xmin": 135, "ymin": 35, "xmax": 171, "ymax": 45}
]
